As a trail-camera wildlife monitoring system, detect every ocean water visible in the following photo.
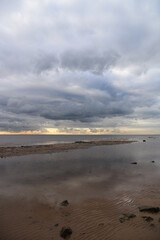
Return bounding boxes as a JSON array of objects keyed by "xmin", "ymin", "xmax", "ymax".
[
  {"xmin": 0, "ymin": 134, "xmax": 159, "ymax": 146},
  {"xmin": 0, "ymin": 136, "xmax": 160, "ymax": 202}
]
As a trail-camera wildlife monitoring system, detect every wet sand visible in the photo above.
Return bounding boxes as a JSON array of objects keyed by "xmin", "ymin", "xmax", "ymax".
[
  {"xmin": 0, "ymin": 140, "xmax": 133, "ymax": 157},
  {"xmin": 0, "ymin": 140, "xmax": 160, "ymax": 240},
  {"xmin": 0, "ymin": 196, "xmax": 160, "ymax": 240}
]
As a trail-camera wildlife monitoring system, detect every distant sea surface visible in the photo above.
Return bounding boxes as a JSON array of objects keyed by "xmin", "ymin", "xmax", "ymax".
[{"xmin": 0, "ymin": 134, "xmax": 159, "ymax": 147}]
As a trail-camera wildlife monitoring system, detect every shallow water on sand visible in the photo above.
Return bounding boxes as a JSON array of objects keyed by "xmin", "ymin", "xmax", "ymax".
[
  {"xmin": 0, "ymin": 134, "xmax": 158, "ymax": 146},
  {"xmin": 0, "ymin": 138, "xmax": 160, "ymax": 240}
]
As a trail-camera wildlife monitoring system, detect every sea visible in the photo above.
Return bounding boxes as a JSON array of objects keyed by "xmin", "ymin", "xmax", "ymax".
[{"xmin": 0, "ymin": 134, "xmax": 159, "ymax": 147}]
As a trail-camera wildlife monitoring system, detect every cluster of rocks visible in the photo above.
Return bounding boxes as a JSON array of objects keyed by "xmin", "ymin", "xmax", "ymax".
[
  {"xmin": 57, "ymin": 200, "xmax": 160, "ymax": 239},
  {"xmin": 119, "ymin": 205, "xmax": 160, "ymax": 228},
  {"xmin": 54, "ymin": 200, "xmax": 73, "ymax": 239}
]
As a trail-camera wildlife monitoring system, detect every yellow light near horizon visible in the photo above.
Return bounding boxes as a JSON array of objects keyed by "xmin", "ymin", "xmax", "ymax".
[{"xmin": 0, "ymin": 126, "xmax": 159, "ymax": 135}]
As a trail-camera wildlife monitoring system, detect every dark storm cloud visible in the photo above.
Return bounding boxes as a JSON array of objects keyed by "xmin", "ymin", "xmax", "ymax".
[
  {"xmin": 0, "ymin": 0, "xmax": 160, "ymax": 132},
  {"xmin": 0, "ymin": 77, "xmax": 133, "ymax": 123}
]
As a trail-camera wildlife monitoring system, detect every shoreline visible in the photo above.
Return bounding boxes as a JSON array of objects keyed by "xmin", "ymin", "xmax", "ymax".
[{"xmin": 0, "ymin": 140, "xmax": 134, "ymax": 158}]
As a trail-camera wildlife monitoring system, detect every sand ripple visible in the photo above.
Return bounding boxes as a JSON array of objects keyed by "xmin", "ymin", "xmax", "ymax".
[{"xmin": 0, "ymin": 197, "xmax": 159, "ymax": 240}]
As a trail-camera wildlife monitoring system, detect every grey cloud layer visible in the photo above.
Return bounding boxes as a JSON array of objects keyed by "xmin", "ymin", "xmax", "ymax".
[{"xmin": 0, "ymin": 0, "xmax": 160, "ymax": 132}]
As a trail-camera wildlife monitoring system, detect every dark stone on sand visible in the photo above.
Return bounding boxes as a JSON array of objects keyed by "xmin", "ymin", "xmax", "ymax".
[
  {"xmin": 138, "ymin": 206, "xmax": 160, "ymax": 213},
  {"xmin": 142, "ymin": 216, "xmax": 154, "ymax": 222},
  {"xmin": 61, "ymin": 200, "xmax": 69, "ymax": 206},
  {"xmin": 60, "ymin": 227, "xmax": 72, "ymax": 239},
  {"xmin": 131, "ymin": 162, "xmax": 137, "ymax": 165},
  {"xmin": 119, "ymin": 213, "xmax": 136, "ymax": 223},
  {"xmin": 55, "ymin": 223, "xmax": 59, "ymax": 227},
  {"xmin": 143, "ymin": 140, "xmax": 146, "ymax": 142},
  {"xmin": 152, "ymin": 160, "xmax": 155, "ymax": 163}
]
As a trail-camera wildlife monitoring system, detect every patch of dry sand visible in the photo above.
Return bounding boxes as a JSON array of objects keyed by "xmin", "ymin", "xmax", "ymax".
[{"xmin": 0, "ymin": 140, "xmax": 134, "ymax": 158}]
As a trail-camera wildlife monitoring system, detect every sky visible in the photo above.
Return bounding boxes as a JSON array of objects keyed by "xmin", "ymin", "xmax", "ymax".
[{"xmin": 0, "ymin": 0, "xmax": 160, "ymax": 134}]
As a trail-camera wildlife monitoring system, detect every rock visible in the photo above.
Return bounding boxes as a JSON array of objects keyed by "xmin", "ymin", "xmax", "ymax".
[
  {"xmin": 152, "ymin": 160, "xmax": 155, "ymax": 163},
  {"xmin": 158, "ymin": 218, "xmax": 160, "ymax": 223},
  {"xmin": 119, "ymin": 213, "xmax": 136, "ymax": 223},
  {"xmin": 60, "ymin": 227, "xmax": 72, "ymax": 239},
  {"xmin": 143, "ymin": 140, "xmax": 146, "ymax": 142},
  {"xmin": 131, "ymin": 162, "xmax": 137, "ymax": 165},
  {"xmin": 142, "ymin": 216, "xmax": 154, "ymax": 222},
  {"xmin": 54, "ymin": 223, "xmax": 59, "ymax": 227},
  {"xmin": 138, "ymin": 206, "xmax": 160, "ymax": 213},
  {"xmin": 61, "ymin": 200, "xmax": 69, "ymax": 206}
]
